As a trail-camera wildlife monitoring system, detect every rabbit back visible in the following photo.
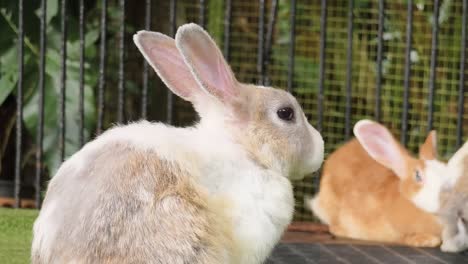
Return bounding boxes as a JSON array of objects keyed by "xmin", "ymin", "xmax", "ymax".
[
  {"xmin": 312, "ymin": 139, "xmax": 441, "ymax": 245},
  {"xmin": 32, "ymin": 139, "xmax": 235, "ymax": 264}
]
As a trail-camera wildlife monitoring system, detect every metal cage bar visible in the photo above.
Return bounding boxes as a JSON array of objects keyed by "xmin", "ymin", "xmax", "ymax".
[
  {"xmin": 317, "ymin": 0, "xmax": 327, "ymax": 133},
  {"xmin": 264, "ymin": 0, "xmax": 279, "ymax": 87},
  {"xmin": 313, "ymin": 0, "xmax": 328, "ymax": 198},
  {"xmin": 223, "ymin": 0, "xmax": 232, "ymax": 60},
  {"xmin": 35, "ymin": 0, "xmax": 47, "ymax": 209},
  {"xmin": 15, "ymin": 0, "xmax": 24, "ymax": 208},
  {"xmin": 199, "ymin": 0, "xmax": 206, "ymax": 29},
  {"xmin": 118, "ymin": 0, "xmax": 126, "ymax": 123},
  {"xmin": 375, "ymin": 0, "xmax": 384, "ymax": 122},
  {"xmin": 401, "ymin": 0, "xmax": 413, "ymax": 146},
  {"xmin": 141, "ymin": 0, "xmax": 152, "ymax": 119},
  {"xmin": 456, "ymin": 0, "xmax": 467, "ymax": 148},
  {"xmin": 167, "ymin": 0, "xmax": 177, "ymax": 124},
  {"xmin": 344, "ymin": 0, "xmax": 354, "ymax": 139},
  {"xmin": 59, "ymin": 0, "xmax": 67, "ymax": 162},
  {"xmin": 427, "ymin": 0, "xmax": 440, "ymax": 132},
  {"xmin": 79, "ymin": 0, "xmax": 85, "ymax": 147},
  {"xmin": 97, "ymin": 0, "xmax": 107, "ymax": 134},
  {"xmin": 257, "ymin": 0, "xmax": 266, "ymax": 85},
  {"xmin": 287, "ymin": 0, "xmax": 297, "ymax": 93}
]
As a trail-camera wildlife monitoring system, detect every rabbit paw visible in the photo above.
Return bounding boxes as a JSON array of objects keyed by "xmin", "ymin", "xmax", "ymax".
[
  {"xmin": 441, "ymin": 230, "xmax": 468, "ymax": 253},
  {"xmin": 404, "ymin": 234, "xmax": 441, "ymax": 247},
  {"xmin": 441, "ymin": 239, "xmax": 464, "ymax": 253}
]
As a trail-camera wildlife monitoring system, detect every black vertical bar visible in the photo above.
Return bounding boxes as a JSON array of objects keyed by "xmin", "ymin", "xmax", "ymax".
[
  {"xmin": 314, "ymin": 0, "xmax": 327, "ymax": 198},
  {"xmin": 257, "ymin": 0, "xmax": 266, "ymax": 85},
  {"xmin": 142, "ymin": 0, "xmax": 151, "ymax": 119},
  {"xmin": 291, "ymin": 0, "xmax": 301, "ymax": 217},
  {"xmin": 427, "ymin": 0, "xmax": 440, "ymax": 132},
  {"xmin": 223, "ymin": 0, "xmax": 232, "ymax": 60},
  {"xmin": 59, "ymin": 0, "xmax": 67, "ymax": 162},
  {"xmin": 79, "ymin": 0, "xmax": 85, "ymax": 147},
  {"xmin": 169, "ymin": 0, "xmax": 176, "ymax": 37},
  {"xmin": 199, "ymin": 0, "xmax": 206, "ymax": 28},
  {"xmin": 97, "ymin": 0, "xmax": 107, "ymax": 134},
  {"xmin": 36, "ymin": 0, "xmax": 47, "ymax": 209},
  {"xmin": 375, "ymin": 0, "xmax": 384, "ymax": 122},
  {"xmin": 263, "ymin": 0, "xmax": 279, "ymax": 86},
  {"xmin": 401, "ymin": 0, "xmax": 413, "ymax": 145},
  {"xmin": 317, "ymin": 0, "xmax": 327, "ymax": 133},
  {"xmin": 167, "ymin": 0, "xmax": 176, "ymax": 124},
  {"xmin": 287, "ymin": 0, "xmax": 296, "ymax": 93},
  {"xmin": 15, "ymin": 0, "xmax": 24, "ymax": 208},
  {"xmin": 118, "ymin": 0, "xmax": 126, "ymax": 123},
  {"xmin": 344, "ymin": 0, "xmax": 354, "ymax": 139},
  {"xmin": 457, "ymin": 0, "xmax": 467, "ymax": 148}
]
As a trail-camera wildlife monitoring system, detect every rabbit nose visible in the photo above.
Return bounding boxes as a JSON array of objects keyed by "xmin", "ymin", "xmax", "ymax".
[{"xmin": 308, "ymin": 124, "xmax": 325, "ymax": 172}]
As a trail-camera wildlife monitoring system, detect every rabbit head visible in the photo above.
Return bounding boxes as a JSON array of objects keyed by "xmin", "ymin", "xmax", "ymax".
[
  {"xmin": 353, "ymin": 120, "xmax": 446, "ymax": 213},
  {"xmin": 133, "ymin": 23, "xmax": 324, "ymax": 179}
]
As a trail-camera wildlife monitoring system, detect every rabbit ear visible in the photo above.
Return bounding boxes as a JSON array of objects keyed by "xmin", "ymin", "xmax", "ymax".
[
  {"xmin": 354, "ymin": 120, "xmax": 408, "ymax": 179},
  {"xmin": 133, "ymin": 31, "xmax": 201, "ymax": 101},
  {"xmin": 448, "ymin": 141, "xmax": 468, "ymax": 167},
  {"xmin": 419, "ymin": 130, "xmax": 437, "ymax": 160},
  {"xmin": 175, "ymin": 23, "xmax": 239, "ymax": 103}
]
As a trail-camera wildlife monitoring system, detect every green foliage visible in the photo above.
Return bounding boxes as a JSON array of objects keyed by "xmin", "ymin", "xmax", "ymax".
[
  {"xmin": 0, "ymin": 0, "xmax": 99, "ymax": 174},
  {"xmin": 206, "ymin": 0, "xmax": 224, "ymax": 46},
  {"xmin": 0, "ymin": 0, "xmax": 465, "ymax": 222}
]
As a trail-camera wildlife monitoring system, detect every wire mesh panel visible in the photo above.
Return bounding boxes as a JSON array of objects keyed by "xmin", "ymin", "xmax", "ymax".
[{"xmin": 2, "ymin": 0, "xmax": 467, "ymax": 222}]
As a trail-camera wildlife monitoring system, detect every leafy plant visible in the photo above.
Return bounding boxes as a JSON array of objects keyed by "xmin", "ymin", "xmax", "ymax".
[{"xmin": 0, "ymin": 0, "xmax": 99, "ymax": 175}]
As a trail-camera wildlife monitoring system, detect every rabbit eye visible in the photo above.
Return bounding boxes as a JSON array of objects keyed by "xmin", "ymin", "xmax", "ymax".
[
  {"xmin": 414, "ymin": 170, "xmax": 423, "ymax": 183},
  {"xmin": 277, "ymin": 107, "xmax": 294, "ymax": 121}
]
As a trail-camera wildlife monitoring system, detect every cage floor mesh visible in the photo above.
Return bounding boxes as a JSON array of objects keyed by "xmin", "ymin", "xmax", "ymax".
[{"xmin": 266, "ymin": 243, "xmax": 468, "ymax": 264}]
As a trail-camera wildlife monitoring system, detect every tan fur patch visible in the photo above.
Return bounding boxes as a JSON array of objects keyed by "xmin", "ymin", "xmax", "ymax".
[
  {"xmin": 236, "ymin": 87, "xmax": 292, "ymax": 171},
  {"xmin": 35, "ymin": 143, "xmax": 239, "ymax": 263}
]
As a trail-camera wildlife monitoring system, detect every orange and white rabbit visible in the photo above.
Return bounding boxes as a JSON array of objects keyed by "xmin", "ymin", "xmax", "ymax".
[{"xmin": 308, "ymin": 120, "xmax": 447, "ymax": 247}]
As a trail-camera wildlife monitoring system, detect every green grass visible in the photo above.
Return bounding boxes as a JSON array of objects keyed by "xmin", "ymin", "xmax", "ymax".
[{"xmin": 0, "ymin": 208, "xmax": 38, "ymax": 264}]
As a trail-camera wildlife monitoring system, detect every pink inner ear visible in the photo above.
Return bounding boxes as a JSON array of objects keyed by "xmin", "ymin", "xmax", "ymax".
[
  {"xmin": 137, "ymin": 33, "xmax": 200, "ymax": 101},
  {"xmin": 148, "ymin": 47, "xmax": 197, "ymax": 99},
  {"xmin": 355, "ymin": 121, "xmax": 406, "ymax": 177},
  {"xmin": 176, "ymin": 25, "xmax": 238, "ymax": 102},
  {"xmin": 184, "ymin": 40, "xmax": 236, "ymax": 100},
  {"xmin": 216, "ymin": 55, "xmax": 236, "ymax": 99}
]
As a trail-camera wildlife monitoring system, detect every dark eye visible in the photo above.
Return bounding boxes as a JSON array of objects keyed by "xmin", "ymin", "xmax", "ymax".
[
  {"xmin": 277, "ymin": 107, "xmax": 294, "ymax": 121},
  {"xmin": 415, "ymin": 170, "xmax": 423, "ymax": 183}
]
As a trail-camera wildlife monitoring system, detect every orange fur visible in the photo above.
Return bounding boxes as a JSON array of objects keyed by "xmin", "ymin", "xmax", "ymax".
[{"xmin": 313, "ymin": 134, "xmax": 442, "ymax": 247}]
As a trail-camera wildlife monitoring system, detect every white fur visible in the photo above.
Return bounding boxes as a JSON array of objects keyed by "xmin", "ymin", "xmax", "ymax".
[
  {"xmin": 305, "ymin": 123, "xmax": 325, "ymax": 175},
  {"xmin": 34, "ymin": 120, "xmax": 296, "ymax": 263},
  {"xmin": 411, "ymin": 160, "xmax": 447, "ymax": 213},
  {"xmin": 32, "ymin": 200, "xmax": 58, "ymax": 262},
  {"xmin": 33, "ymin": 23, "xmax": 324, "ymax": 264},
  {"xmin": 441, "ymin": 219, "xmax": 468, "ymax": 252}
]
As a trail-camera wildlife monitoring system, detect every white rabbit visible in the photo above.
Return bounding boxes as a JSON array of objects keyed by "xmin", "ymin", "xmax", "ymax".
[
  {"xmin": 437, "ymin": 141, "xmax": 468, "ymax": 252},
  {"xmin": 31, "ymin": 23, "xmax": 324, "ymax": 264}
]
